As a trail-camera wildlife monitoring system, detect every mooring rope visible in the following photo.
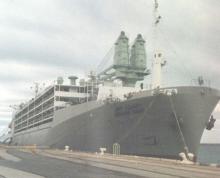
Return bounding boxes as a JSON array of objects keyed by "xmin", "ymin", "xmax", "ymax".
[{"xmin": 168, "ymin": 95, "xmax": 190, "ymax": 159}]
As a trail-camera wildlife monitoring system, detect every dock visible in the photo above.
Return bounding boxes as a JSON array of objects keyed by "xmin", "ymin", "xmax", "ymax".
[{"xmin": 0, "ymin": 145, "xmax": 219, "ymax": 178}]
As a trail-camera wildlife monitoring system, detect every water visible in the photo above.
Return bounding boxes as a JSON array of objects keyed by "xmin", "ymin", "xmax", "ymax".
[{"xmin": 198, "ymin": 144, "xmax": 220, "ymax": 164}]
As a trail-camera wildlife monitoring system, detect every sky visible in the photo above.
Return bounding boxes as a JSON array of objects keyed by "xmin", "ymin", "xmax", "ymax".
[{"xmin": 0, "ymin": 0, "xmax": 219, "ymax": 143}]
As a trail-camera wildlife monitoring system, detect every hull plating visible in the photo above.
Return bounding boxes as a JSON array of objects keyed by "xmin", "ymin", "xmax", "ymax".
[{"xmin": 12, "ymin": 86, "xmax": 220, "ymax": 159}]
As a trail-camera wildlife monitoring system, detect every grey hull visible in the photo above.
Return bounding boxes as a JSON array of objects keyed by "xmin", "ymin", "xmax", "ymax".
[{"xmin": 12, "ymin": 86, "xmax": 220, "ymax": 159}]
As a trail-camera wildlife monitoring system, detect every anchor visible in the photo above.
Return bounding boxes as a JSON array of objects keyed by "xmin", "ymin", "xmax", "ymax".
[{"xmin": 206, "ymin": 115, "xmax": 216, "ymax": 130}]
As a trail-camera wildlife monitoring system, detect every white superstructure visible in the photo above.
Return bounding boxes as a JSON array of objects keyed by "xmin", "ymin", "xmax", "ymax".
[{"xmin": 12, "ymin": 79, "xmax": 98, "ymax": 134}]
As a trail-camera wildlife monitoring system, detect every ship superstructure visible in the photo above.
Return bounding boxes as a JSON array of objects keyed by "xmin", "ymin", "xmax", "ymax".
[{"xmin": 13, "ymin": 77, "xmax": 98, "ymax": 135}]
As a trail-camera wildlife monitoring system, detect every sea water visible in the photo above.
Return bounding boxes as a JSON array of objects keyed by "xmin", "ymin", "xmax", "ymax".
[{"xmin": 197, "ymin": 144, "xmax": 220, "ymax": 164}]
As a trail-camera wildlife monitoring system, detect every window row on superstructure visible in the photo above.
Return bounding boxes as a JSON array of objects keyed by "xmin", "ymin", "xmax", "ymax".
[
  {"xmin": 13, "ymin": 86, "xmax": 55, "ymax": 133},
  {"xmin": 13, "ymin": 82, "xmax": 98, "ymax": 134}
]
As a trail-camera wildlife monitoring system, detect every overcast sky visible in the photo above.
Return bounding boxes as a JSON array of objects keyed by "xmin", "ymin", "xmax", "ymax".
[{"xmin": 0, "ymin": 0, "xmax": 219, "ymax": 143}]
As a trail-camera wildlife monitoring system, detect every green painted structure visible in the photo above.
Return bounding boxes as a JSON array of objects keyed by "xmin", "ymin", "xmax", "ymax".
[
  {"xmin": 130, "ymin": 34, "xmax": 146, "ymax": 69},
  {"xmin": 113, "ymin": 31, "xmax": 129, "ymax": 66},
  {"xmin": 98, "ymin": 31, "xmax": 149, "ymax": 87}
]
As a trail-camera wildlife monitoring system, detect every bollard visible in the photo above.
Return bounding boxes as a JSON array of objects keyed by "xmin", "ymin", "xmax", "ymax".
[
  {"xmin": 65, "ymin": 145, "xmax": 69, "ymax": 151},
  {"xmin": 179, "ymin": 152, "xmax": 194, "ymax": 164},
  {"xmin": 100, "ymin": 147, "xmax": 106, "ymax": 155}
]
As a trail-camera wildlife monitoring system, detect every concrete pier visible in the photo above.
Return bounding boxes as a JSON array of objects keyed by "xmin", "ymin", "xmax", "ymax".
[
  {"xmin": 0, "ymin": 146, "xmax": 219, "ymax": 178},
  {"xmin": 39, "ymin": 149, "xmax": 220, "ymax": 178}
]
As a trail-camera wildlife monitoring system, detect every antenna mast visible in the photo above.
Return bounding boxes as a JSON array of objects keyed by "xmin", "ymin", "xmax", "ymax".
[
  {"xmin": 152, "ymin": 0, "xmax": 166, "ymax": 89},
  {"xmin": 30, "ymin": 82, "xmax": 40, "ymax": 97}
]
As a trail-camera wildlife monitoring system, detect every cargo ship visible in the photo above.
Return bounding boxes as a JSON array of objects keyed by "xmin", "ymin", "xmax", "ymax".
[{"xmin": 9, "ymin": 0, "xmax": 220, "ymax": 161}]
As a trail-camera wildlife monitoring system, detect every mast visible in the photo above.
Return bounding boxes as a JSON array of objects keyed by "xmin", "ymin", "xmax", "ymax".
[
  {"xmin": 30, "ymin": 82, "xmax": 40, "ymax": 97},
  {"xmin": 151, "ymin": 0, "xmax": 166, "ymax": 89}
]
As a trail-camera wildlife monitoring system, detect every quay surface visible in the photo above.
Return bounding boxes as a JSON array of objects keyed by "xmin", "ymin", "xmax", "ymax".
[{"xmin": 0, "ymin": 146, "xmax": 220, "ymax": 178}]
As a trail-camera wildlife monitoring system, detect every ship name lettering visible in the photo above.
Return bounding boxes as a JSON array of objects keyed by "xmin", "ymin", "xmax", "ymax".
[{"xmin": 115, "ymin": 103, "xmax": 144, "ymax": 117}]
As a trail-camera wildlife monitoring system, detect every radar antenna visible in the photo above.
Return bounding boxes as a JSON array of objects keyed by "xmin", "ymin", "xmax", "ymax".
[{"xmin": 152, "ymin": 0, "xmax": 166, "ymax": 89}]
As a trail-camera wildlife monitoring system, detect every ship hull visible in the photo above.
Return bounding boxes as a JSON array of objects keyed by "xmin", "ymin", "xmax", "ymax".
[{"xmin": 12, "ymin": 86, "xmax": 220, "ymax": 160}]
